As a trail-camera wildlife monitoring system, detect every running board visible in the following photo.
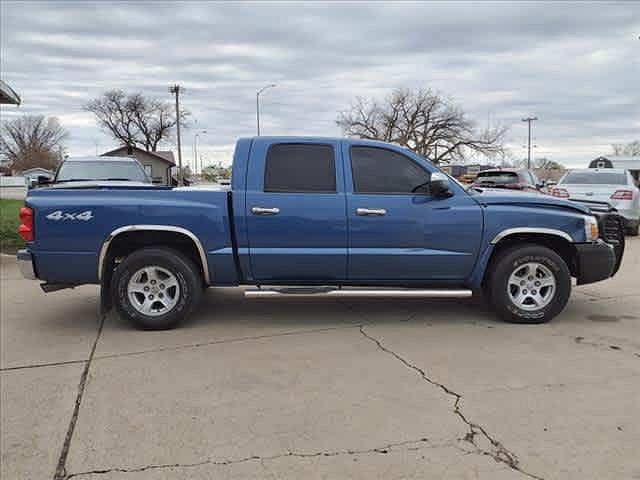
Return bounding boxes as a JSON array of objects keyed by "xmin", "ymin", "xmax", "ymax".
[{"xmin": 244, "ymin": 287, "xmax": 472, "ymax": 299}]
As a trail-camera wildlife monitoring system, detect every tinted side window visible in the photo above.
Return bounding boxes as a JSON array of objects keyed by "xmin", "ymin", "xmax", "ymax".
[
  {"xmin": 264, "ymin": 144, "xmax": 336, "ymax": 193},
  {"xmin": 351, "ymin": 147, "xmax": 431, "ymax": 194}
]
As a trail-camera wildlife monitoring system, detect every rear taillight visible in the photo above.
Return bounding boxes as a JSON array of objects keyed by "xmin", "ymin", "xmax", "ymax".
[
  {"xmin": 18, "ymin": 207, "xmax": 34, "ymax": 241},
  {"xmin": 551, "ymin": 187, "xmax": 570, "ymax": 198},
  {"xmin": 611, "ymin": 190, "xmax": 633, "ymax": 200}
]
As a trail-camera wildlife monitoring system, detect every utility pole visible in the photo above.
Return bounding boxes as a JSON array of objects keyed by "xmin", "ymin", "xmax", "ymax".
[
  {"xmin": 521, "ymin": 116, "xmax": 538, "ymax": 169},
  {"xmin": 256, "ymin": 84, "xmax": 276, "ymax": 136},
  {"xmin": 170, "ymin": 84, "xmax": 184, "ymax": 186}
]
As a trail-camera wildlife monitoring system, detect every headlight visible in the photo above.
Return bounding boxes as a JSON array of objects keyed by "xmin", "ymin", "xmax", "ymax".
[{"xmin": 583, "ymin": 215, "xmax": 599, "ymax": 241}]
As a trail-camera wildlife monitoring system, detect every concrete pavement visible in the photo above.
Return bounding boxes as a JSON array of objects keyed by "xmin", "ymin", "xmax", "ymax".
[{"xmin": 1, "ymin": 239, "xmax": 639, "ymax": 479}]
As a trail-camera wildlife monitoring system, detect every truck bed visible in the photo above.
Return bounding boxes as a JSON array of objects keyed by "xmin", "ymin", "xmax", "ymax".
[{"xmin": 26, "ymin": 185, "xmax": 236, "ymax": 285}]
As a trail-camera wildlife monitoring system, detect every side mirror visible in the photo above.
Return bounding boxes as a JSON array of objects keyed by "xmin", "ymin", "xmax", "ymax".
[
  {"xmin": 28, "ymin": 175, "xmax": 51, "ymax": 190},
  {"xmin": 430, "ymin": 172, "xmax": 452, "ymax": 198}
]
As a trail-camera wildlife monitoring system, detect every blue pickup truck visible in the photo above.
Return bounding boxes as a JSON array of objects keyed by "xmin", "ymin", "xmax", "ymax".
[{"xmin": 17, "ymin": 137, "xmax": 625, "ymax": 329}]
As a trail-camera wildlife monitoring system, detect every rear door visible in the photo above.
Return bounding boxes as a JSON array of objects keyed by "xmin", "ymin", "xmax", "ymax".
[{"xmin": 245, "ymin": 139, "xmax": 347, "ymax": 282}]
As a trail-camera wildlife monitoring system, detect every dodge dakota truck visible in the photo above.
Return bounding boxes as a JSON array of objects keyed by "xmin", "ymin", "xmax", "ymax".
[{"xmin": 17, "ymin": 137, "xmax": 625, "ymax": 329}]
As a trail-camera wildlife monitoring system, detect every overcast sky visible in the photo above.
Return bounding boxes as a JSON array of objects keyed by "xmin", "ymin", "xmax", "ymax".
[{"xmin": 1, "ymin": 1, "xmax": 638, "ymax": 168}]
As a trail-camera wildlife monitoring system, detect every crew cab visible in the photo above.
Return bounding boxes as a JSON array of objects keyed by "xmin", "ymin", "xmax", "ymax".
[{"xmin": 17, "ymin": 137, "xmax": 625, "ymax": 329}]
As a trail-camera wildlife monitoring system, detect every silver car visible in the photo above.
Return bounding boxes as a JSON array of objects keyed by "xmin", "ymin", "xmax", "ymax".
[{"xmin": 552, "ymin": 168, "xmax": 640, "ymax": 235}]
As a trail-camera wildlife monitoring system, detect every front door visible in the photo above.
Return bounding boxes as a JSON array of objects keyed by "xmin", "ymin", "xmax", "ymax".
[
  {"xmin": 344, "ymin": 144, "xmax": 483, "ymax": 282},
  {"xmin": 246, "ymin": 140, "xmax": 347, "ymax": 282}
]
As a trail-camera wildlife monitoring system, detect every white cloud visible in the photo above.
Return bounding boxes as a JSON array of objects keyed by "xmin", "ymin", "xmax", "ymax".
[{"xmin": 1, "ymin": 1, "xmax": 638, "ymax": 169}]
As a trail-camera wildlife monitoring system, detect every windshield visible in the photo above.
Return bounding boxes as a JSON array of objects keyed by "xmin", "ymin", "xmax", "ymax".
[
  {"xmin": 56, "ymin": 161, "xmax": 149, "ymax": 182},
  {"xmin": 474, "ymin": 171, "xmax": 519, "ymax": 186},
  {"xmin": 562, "ymin": 171, "xmax": 626, "ymax": 185}
]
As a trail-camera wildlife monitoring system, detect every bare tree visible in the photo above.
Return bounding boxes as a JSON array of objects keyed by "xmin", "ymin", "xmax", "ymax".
[
  {"xmin": 85, "ymin": 90, "xmax": 188, "ymax": 152},
  {"xmin": 519, "ymin": 157, "xmax": 565, "ymax": 170},
  {"xmin": 0, "ymin": 115, "xmax": 68, "ymax": 171},
  {"xmin": 337, "ymin": 88, "xmax": 508, "ymax": 164},
  {"xmin": 611, "ymin": 140, "xmax": 640, "ymax": 156}
]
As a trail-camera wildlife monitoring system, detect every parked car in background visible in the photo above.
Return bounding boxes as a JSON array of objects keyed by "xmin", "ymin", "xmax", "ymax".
[
  {"xmin": 472, "ymin": 168, "xmax": 544, "ymax": 193},
  {"xmin": 30, "ymin": 156, "xmax": 151, "ymax": 189},
  {"xmin": 551, "ymin": 169, "xmax": 639, "ymax": 236}
]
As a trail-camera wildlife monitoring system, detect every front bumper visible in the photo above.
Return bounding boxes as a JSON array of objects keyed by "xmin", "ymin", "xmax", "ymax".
[
  {"xmin": 17, "ymin": 249, "xmax": 37, "ymax": 280},
  {"xmin": 575, "ymin": 213, "xmax": 625, "ymax": 285},
  {"xmin": 575, "ymin": 240, "xmax": 616, "ymax": 285}
]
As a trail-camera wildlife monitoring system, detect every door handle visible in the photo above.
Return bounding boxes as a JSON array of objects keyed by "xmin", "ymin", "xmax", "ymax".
[
  {"xmin": 356, "ymin": 208, "xmax": 387, "ymax": 216},
  {"xmin": 251, "ymin": 207, "xmax": 280, "ymax": 215}
]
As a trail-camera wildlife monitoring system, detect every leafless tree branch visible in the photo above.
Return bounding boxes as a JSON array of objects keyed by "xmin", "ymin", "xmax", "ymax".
[
  {"xmin": 0, "ymin": 115, "xmax": 68, "ymax": 171},
  {"xmin": 337, "ymin": 88, "xmax": 508, "ymax": 164},
  {"xmin": 84, "ymin": 90, "xmax": 189, "ymax": 152}
]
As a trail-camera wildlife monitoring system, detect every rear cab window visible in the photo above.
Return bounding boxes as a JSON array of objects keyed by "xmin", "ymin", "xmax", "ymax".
[
  {"xmin": 562, "ymin": 171, "xmax": 627, "ymax": 185},
  {"xmin": 264, "ymin": 144, "xmax": 336, "ymax": 193},
  {"xmin": 475, "ymin": 171, "xmax": 519, "ymax": 186},
  {"xmin": 55, "ymin": 160, "xmax": 148, "ymax": 182}
]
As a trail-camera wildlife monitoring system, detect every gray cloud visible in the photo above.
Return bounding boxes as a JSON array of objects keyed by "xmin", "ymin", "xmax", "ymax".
[{"xmin": 1, "ymin": 1, "xmax": 638, "ymax": 166}]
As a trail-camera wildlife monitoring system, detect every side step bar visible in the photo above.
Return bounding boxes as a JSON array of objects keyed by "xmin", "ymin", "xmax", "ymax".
[{"xmin": 244, "ymin": 287, "xmax": 472, "ymax": 299}]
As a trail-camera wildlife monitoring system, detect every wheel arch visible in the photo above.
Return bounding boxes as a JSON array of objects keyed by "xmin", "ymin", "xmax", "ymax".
[
  {"xmin": 483, "ymin": 230, "xmax": 578, "ymax": 287},
  {"xmin": 98, "ymin": 225, "xmax": 210, "ymax": 285}
]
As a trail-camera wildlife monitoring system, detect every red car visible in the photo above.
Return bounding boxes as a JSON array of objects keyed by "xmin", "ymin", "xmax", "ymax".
[{"xmin": 472, "ymin": 168, "xmax": 544, "ymax": 193}]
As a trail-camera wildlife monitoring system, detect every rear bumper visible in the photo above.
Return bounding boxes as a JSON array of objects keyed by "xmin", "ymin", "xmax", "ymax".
[{"xmin": 16, "ymin": 249, "xmax": 37, "ymax": 280}]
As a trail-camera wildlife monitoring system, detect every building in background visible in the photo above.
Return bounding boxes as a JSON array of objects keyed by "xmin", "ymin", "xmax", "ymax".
[{"xmin": 101, "ymin": 146, "xmax": 175, "ymax": 184}]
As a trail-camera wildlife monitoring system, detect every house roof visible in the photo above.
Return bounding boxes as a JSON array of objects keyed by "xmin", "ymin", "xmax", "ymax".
[
  {"xmin": 0, "ymin": 80, "xmax": 21, "ymax": 105},
  {"xmin": 101, "ymin": 145, "xmax": 176, "ymax": 166}
]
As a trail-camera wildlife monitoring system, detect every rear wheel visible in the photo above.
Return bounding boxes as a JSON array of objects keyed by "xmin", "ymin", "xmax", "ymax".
[
  {"xmin": 626, "ymin": 220, "xmax": 639, "ymax": 236},
  {"xmin": 489, "ymin": 244, "xmax": 571, "ymax": 324},
  {"xmin": 112, "ymin": 247, "xmax": 202, "ymax": 329}
]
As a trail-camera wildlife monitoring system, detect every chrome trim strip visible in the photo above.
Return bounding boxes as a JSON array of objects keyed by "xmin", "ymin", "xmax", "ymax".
[
  {"xmin": 17, "ymin": 249, "xmax": 37, "ymax": 280},
  {"xmin": 490, "ymin": 228, "xmax": 573, "ymax": 245},
  {"xmin": 245, "ymin": 288, "xmax": 472, "ymax": 299},
  {"xmin": 98, "ymin": 225, "xmax": 210, "ymax": 284}
]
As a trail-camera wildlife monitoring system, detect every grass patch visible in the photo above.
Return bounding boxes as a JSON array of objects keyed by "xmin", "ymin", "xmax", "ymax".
[{"xmin": 0, "ymin": 199, "xmax": 25, "ymax": 252}]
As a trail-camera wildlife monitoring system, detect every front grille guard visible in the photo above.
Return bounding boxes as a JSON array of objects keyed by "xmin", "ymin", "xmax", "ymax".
[{"xmin": 597, "ymin": 213, "xmax": 625, "ymax": 275}]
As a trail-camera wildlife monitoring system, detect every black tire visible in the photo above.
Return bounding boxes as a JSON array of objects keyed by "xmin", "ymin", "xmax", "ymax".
[
  {"xmin": 112, "ymin": 247, "xmax": 202, "ymax": 330},
  {"xmin": 626, "ymin": 220, "xmax": 639, "ymax": 236},
  {"xmin": 488, "ymin": 244, "xmax": 571, "ymax": 324}
]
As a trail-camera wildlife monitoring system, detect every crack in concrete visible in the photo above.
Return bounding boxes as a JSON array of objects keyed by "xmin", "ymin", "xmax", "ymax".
[
  {"xmin": 0, "ymin": 358, "xmax": 87, "ymax": 372},
  {"xmin": 54, "ymin": 314, "xmax": 106, "ymax": 480},
  {"xmin": 92, "ymin": 324, "xmax": 360, "ymax": 362},
  {"xmin": 358, "ymin": 325, "xmax": 544, "ymax": 480},
  {"xmin": 64, "ymin": 438, "xmax": 454, "ymax": 478}
]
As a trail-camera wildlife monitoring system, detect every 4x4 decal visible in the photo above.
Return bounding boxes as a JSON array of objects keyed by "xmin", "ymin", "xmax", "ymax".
[{"xmin": 46, "ymin": 210, "xmax": 94, "ymax": 221}]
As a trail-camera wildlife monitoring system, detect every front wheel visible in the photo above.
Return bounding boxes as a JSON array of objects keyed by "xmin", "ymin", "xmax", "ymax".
[
  {"xmin": 489, "ymin": 244, "xmax": 571, "ymax": 324},
  {"xmin": 112, "ymin": 247, "xmax": 202, "ymax": 330}
]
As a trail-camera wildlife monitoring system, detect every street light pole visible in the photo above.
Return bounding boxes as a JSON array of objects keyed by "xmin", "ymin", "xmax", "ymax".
[
  {"xmin": 193, "ymin": 130, "xmax": 207, "ymax": 174},
  {"xmin": 256, "ymin": 84, "xmax": 276, "ymax": 136},
  {"xmin": 522, "ymin": 116, "xmax": 538, "ymax": 169}
]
